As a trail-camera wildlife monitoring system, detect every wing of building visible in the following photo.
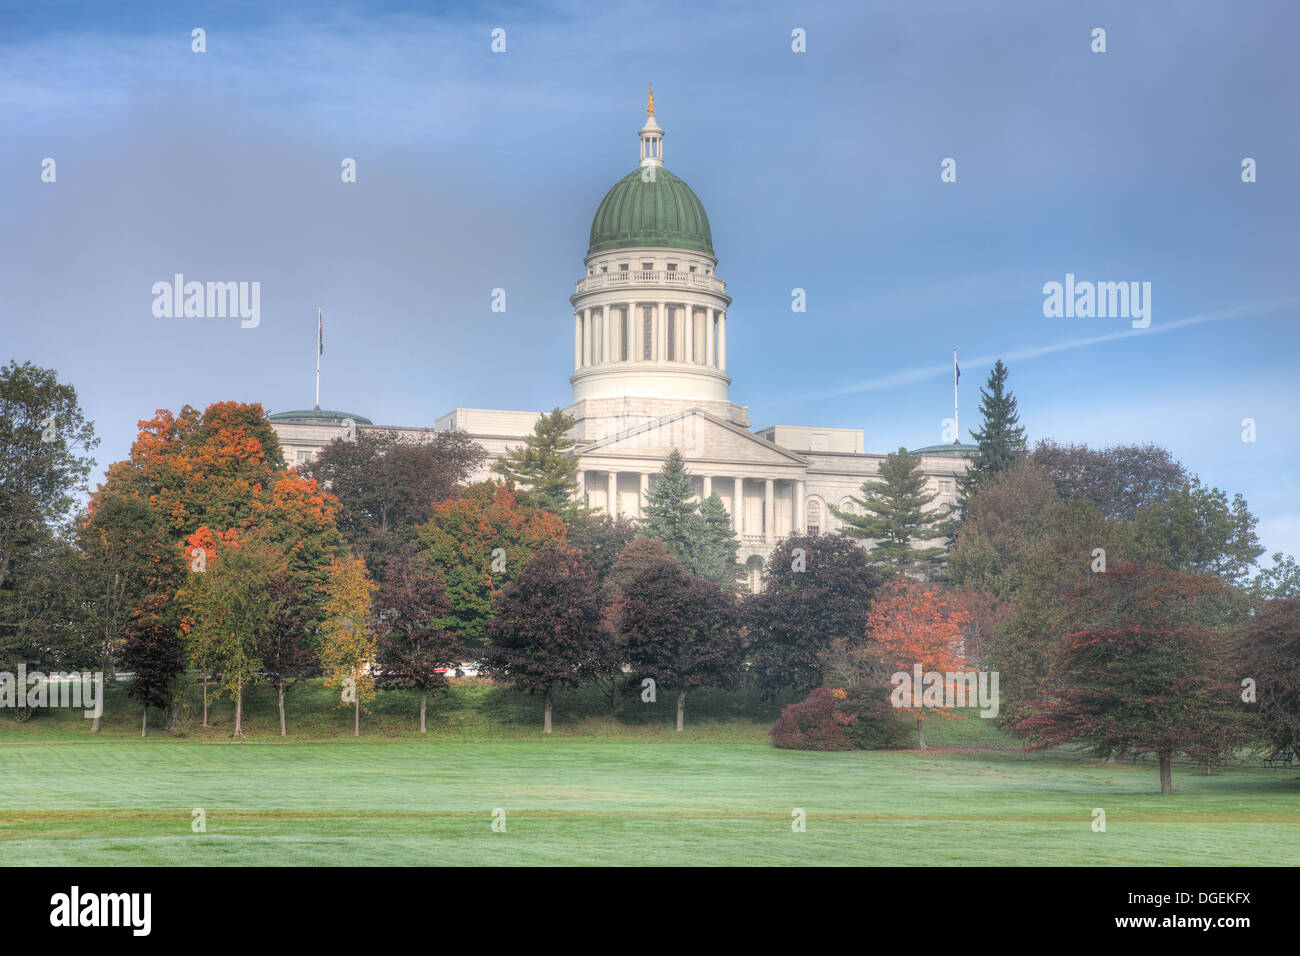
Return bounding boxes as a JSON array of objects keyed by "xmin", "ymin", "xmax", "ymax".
[{"xmin": 269, "ymin": 93, "xmax": 974, "ymax": 591}]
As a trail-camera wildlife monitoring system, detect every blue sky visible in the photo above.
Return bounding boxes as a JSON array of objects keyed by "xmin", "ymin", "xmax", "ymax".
[{"xmin": 2, "ymin": 0, "xmax": 1297, "ymax": 558}]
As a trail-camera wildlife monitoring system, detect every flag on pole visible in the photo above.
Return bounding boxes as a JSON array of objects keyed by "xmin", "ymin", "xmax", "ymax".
[{"xmin": 955, "ymin": 359, "xmax": 960, "ymax": 383}]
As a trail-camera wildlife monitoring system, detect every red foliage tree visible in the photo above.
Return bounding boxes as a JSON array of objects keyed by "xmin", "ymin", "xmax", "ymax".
[
  {"xmin": 481, "ymin": 548, "xmax": 609, "ymax": 732},
  {"xmin": 617, "ymin": 559, "xmax": 744, "ymax": 732},
  {"xmin": 373, "ymin": 544, "xmax": 463, "ymax": 731},
  {"xmin": 1017, "ymin": 563, "xmax": 1249, "ymax": 793}
]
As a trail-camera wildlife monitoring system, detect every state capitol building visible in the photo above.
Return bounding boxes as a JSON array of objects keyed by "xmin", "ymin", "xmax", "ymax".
[{"xmin": 269, "ymin": 93, "xmax": 972, "ymax": 590}]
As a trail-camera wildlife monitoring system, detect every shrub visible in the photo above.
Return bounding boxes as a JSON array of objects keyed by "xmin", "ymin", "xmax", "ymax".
[{"xmin": 770, "ymin": 684, "xmax": 910, "ymax": 751}]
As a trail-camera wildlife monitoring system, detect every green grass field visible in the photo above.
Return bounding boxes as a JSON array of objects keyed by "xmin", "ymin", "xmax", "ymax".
[{"xmin": 1, "ymin": 680, "xmax": 1296, "ymax": 865}]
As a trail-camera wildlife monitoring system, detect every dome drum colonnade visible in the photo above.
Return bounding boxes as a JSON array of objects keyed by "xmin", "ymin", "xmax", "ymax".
[{"xmin": 567, "ymin": 89, "xmax": 802, "ymax": 552}]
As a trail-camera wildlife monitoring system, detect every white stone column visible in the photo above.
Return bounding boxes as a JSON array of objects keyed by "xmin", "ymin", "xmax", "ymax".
[
  {"xmin": 702, "ymin": 474, "xmax": 712, "ymax": 501},
  {"xmin": 607, "ymin": 471, "xmax": 618, "ymax": 516},
  {"xmin": 583, "ymin": 309, "xmax": 592, "ymax": 367},
  {"xmin": 601, "ymin": 305, "xmax": 611, "ymax": 364},
  {"xmin": 576, "ymin": 469, "xmax": 586, "ymax": 503},
  {"xmin": 658, "ymin": 301, "xmax": 668, "ymax": 361},
  {"xmin": 764, "ymin": 478, "xmax": 775, "ymax": 544},
  {"xmin": 706, "ymin": 310, "xmax": 715, "ymax": 368},
  {"xmin": 574, "ymin": 313, "xmax": 582, "ymax": 370},
  {"xmin": 733, "ymin": 477, "xmax": 743, "ymax": 534},
  {"xmin": 795, "ymin": 479, "xmax": 806, "ymax": 533},
  {"xmin": 640, "ymin": 472, "xmax": 650, "ymax": 518},
  {"xmin": 718, "ymin": 311, "xmax": 727, "ymax": 371}
]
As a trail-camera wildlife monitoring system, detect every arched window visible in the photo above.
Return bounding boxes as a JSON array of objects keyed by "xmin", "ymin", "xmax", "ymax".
[{"xmin": 806, "ymin": 498, "xmax": 822, "ymax": 535}]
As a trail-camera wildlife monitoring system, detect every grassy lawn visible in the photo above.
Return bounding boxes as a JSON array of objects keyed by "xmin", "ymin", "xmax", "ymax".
[{"xmin": 1, "ymin": 681, "xmax": 1295, "ymax": 865}]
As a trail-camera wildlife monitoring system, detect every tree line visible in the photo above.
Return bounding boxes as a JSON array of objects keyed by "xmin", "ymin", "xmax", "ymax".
[{"xmin": 2, "ymin": 358, "xmax": 1297, "ymax": 792}]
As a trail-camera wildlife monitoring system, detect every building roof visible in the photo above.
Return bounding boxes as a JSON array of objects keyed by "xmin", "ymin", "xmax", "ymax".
[
  {"xmin": 588, "ymin": 166, "xmax": 714, "ymax": 256},
  {"xmin": 910, "ymin": 443, "xmax": 978, "ymax": 457},
  {"xmin": 267, "ymin": 408, "xmax": 373, "ymax": 425}
]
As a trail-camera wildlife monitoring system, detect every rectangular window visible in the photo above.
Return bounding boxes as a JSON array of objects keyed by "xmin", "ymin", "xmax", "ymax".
[
  {"xmin": 642, "ymin": 307, "xmax": 653, "ymax": 359},
  {"xmin": 666, "ymin": 308, "xmax": 676, "ymax": 360},
  {"xmin": 620, "ymin": 309, "xmax": 629, "ymax": 361},
  {"xmin": 667, "ymin": 263, "xmax": 677, "ymax": 272},
  {"xmin": 642, "ymin": 262, "xmax": 653, "ymax": 271},
  {"xmin": 619, "ymin": 263, "xmax": 629, "ymax": 272}
]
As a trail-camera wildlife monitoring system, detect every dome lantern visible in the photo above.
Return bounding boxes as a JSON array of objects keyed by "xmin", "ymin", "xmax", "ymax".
[{"xmin": 639, "ymin": 84, "xmax": 663, "ymax": 168}]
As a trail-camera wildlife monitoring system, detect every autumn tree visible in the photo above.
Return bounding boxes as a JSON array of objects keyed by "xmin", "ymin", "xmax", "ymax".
[
  {"xmin": 491, "ymin": 408, "xmax": 581, "ymax": 517},
  {"xmin": 860, "ymin": 579, "xmax": 970, "ymax": 749},
  {"xmin": 1017, "ymin": 564, "xmax": 1248, "ymax": 794},
  {"xmin": 833, "ymin": 448, "xmax": 956, "ymax": 576},
  {"xmin": 482, "ymin": 548, "xmax": 608, "ymax": 732},
  {"xmin": 617, "ymin": 559, "xmax": 744, "ymax": 732},
  {"xmin": 372, "ymin": 545, "xmax": 462, "ymax": 732},
  {"xmin": 1237, "ymin": 597, "xmax": 1300, "ymax": 754},
  {"xmin": 744, "ymin": 534, "xmax": 884, "ymax": 699},
  {"xmin": 418, "ymin": 481, "xmax": 567, "ymax": 645},
  {"xmin": 958, "ymin": 359, "xmax": 1027, "ymax": 509},
  {"xmin": 318, "ymin": 555, "xmax": 375, "ymax": 737},
  {"xmin": 304, "ymin": 428, "xmax": 484, "ymax": 575}
]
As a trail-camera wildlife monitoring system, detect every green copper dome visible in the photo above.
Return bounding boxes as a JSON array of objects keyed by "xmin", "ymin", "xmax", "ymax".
[{"xmin": 588, "ymin": 167, "xmax": 713, "ymax": 257}]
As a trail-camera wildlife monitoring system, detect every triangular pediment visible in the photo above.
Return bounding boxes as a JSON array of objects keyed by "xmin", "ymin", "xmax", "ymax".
[{"xmin": 573, "ymin": 407, "xmax": 808, "ymax": 467}]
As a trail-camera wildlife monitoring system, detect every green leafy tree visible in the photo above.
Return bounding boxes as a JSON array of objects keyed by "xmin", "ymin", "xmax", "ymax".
[
  {"xmin": 946, "ymin": 460, "xmax": 1061, "ymax": 600},
  {"xmin": 318, "ymin": 555, "xmax": 375, "ymax": 737},
  {"xmin": 1116, "ymin": 479, "xmax": 1263, "ymax": 589},
  {"xmin": 1249, "ymin": 553, "xmax": 1300, "ymax": 600},
  {"xmin": 121, "ymin": 608, "xmax": 187, "ymax": 737},
  {"xmin": 418, "ymin": 482, "xmax": 567, "ymax": 645},
  {"xmin": 492, "ymin": 408, "xmax": 581, "ymax": 517},
  {"xmin": 563, "ymin": 511, "xmax": 639, "ymax": 583},
  {"xmin": 0, "ymin": 361, "xmax": 98, "ymax": 593},
  {"xmin": 959, "ymin": 359, "xmax": 1027, "ymax": 509},
  {"xmin": 183, "ymin": 535, "xmax": 283, "ymax": 737},
  {"xmin": 832, "ymin": 448, "xmax": 956, "ymax": 575},
  {"xmin": 1030, "ymin": 440, "xmax": 1187, "ymax": 521}
]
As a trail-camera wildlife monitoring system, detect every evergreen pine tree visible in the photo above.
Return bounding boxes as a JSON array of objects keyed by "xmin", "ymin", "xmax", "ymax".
[
  {"xmin": 641, "ymin": 449, "xmax": 697, "ymax": 560},
  {"xmin": 692, "ymin": 493, "xmax": 743, "ymax": 590},
  {"xmin": 959, "ymin": 359, "xmax": 1027, "ymax": 509},
  {"xmin": 831, "ymin": 447, "xmax": 956, "ymax": 576},
  {"xmin": 492, "ymin": 408, "xmax": 580, "ymax": 516}
]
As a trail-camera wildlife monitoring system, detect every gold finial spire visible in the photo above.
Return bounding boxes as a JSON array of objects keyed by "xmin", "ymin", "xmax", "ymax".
[{"xmin": 647, "ymin": 84, "xmax": 654, "ymax": 116}]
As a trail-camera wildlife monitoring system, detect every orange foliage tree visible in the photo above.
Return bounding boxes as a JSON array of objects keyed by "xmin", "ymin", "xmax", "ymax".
[{"xmin": 862, "ymin": 579, "xmax": 971, "ymax": 749}]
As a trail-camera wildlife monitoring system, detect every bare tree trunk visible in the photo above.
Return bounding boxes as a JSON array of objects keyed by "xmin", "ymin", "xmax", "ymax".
[
  {"xmin": 233, "ymin": 680, "xmax": 243, "ymax": 737},
  {"xmin": 202, "ymin": 681, "xmax": 209, "ymax": 727},
  {"xmin": 141, "ymin": 708, "xmax": 147, "ymax": 737},
  {"xmin": 916, "ymin": 717, "xmax": 926, "ymax": 750},
  {"xmin": 91, "ymin": 714, "xmax": 101, "ymax": 734},
  {"xmin": 543, "ymin": 687, "xmax": 553, "ymax": 733},
  {"xmin": 278, "ymin": 684, "xmax": 286, "ymax": 736},
  {"xmin": 676, "ymin": 690, "xmax": 685, "ymax": 732},
  {"xmin": 354, "ymin": 694, "xmax": 360, "ymax": 737},
  {"xmin": 1159, "ymin": 753, "xmax": 1173, "ymax": 794},
  {"xmin": 420, "ymin": 691, "xmax": 427, "ymax": 733}
]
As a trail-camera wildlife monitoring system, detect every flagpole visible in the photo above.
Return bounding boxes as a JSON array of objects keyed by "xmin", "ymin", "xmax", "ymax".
[
  {"xmin": 315, "ymin": 305, "xmax": 322, "ymax": 411},
  {"xmin": 953, "ymin": 348, "xmax": 959, "ymax": 444}
]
